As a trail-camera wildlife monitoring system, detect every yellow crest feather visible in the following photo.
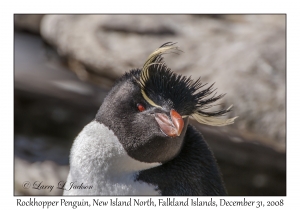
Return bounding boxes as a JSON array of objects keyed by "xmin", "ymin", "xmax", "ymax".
[
  {"xmin": 138, "ymin": 42, "xmax": 238, "ymax": 127},
  {"xmin": 192, "ymin": 113, "xmax": 238, "ymax": 126},
  {"xmin": 192, "ymin": 105, "xmax": 238, "ymax": 126},
  {"xmin": 139, "ymin": 42, "xmax": 179, "ymax": 107}
]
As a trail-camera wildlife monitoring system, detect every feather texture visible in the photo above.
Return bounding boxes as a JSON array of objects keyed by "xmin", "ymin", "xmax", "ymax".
[{"xmin": 138, "ymin": 42, "xmax": 238, "ymax": 126}]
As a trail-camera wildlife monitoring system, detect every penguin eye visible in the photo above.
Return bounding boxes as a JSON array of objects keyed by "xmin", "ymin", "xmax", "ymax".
[{"xmin": 137, "ymin": 103, "xmax": 145, "ymax": 112}]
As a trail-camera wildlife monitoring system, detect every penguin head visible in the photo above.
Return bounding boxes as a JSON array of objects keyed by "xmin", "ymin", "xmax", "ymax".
[{"xmin": 96, "ymin": 42, "xmax": 237, "ymax": 164}]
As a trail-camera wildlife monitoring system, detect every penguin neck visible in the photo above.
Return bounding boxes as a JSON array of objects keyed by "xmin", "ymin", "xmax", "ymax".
[{"xmin": 70, "ymin": 120, "xmax": 161, "ymax": 179}]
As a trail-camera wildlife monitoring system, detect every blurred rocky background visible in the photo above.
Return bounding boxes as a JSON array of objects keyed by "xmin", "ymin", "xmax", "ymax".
[{"xmin": 14, "ymin": 14, "xmax": 286, "ymax": 196}]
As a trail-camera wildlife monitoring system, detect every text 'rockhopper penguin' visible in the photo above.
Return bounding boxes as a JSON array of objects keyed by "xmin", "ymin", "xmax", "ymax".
[{"xmin": 64, "ymin": 42, "xmax": 238, "ymax": 196}]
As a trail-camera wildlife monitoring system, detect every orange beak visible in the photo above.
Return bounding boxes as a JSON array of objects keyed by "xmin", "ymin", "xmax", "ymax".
[{"xmin": 154, "ymin": 109, "xmax": 184, "ymax": 137}]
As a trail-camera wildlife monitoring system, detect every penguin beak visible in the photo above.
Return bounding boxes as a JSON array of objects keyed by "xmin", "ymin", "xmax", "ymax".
[{"xmin": 154, "ymin": 109, "xmax": 184, "ymax": 137}]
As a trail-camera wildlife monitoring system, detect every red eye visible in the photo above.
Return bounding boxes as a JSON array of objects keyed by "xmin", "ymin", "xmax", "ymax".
[{"xmin": 137, "ymin": 103, "xmax": 145, "ymax": 112}]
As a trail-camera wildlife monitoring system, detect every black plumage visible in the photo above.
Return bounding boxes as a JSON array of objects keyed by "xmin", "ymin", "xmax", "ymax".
[{"xmin": 137, "ymin": 125, "xmax": 227, "ymax": 195}]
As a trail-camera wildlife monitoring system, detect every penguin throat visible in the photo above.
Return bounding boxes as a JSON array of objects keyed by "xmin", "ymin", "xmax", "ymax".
[{"xmin": 65, "ymin": 121, "xmax": 161, "ymax": 195}]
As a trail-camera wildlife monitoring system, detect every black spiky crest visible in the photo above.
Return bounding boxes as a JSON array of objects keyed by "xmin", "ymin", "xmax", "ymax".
[{"xmin": 137, "ymin": 42, "xmax": 237, "ymax": 126}]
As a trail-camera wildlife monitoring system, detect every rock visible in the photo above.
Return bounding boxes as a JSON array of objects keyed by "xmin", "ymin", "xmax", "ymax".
[
  {"xmin": 14, "ymin": 157, "xmax": 69, "ymax": 195},
  {"xmin": 40, "ymin": 15, "xmax": 286, "ymax": 147},
  {"xmin": 14, "ymin": 32, "xmax": 109, "ymax": 105},
  {"xmin": 14, "ymin": 14, "xmax": 44, "ymax": 34}
]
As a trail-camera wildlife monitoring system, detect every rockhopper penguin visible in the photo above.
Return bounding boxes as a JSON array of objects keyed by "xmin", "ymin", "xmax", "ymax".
[{"xmin": 64, "ymin": 42, "xmax": 237, "ymax": 196}]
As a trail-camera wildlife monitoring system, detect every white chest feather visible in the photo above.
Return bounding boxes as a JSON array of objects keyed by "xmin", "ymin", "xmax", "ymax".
[{"xmin": 64, "ymin": 121, "xmax": 161, "ymax": 195}]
